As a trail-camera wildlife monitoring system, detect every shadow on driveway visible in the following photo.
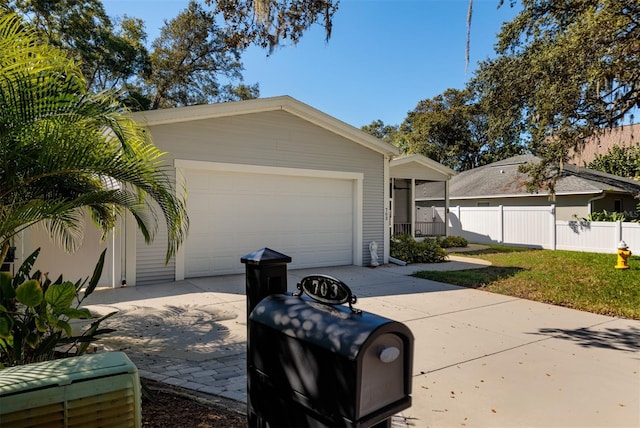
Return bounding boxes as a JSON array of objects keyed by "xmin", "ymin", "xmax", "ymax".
[{"xmin": 535, "ymin": 325, "xmax": 640, "ymax": 353}]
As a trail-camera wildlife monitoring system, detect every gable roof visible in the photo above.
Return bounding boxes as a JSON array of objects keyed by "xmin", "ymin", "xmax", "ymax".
[
  {"xmin": 132, "ymin": 96, "xmax": 400, "ymax": 157},
  {"xmin": 390, "ymin": 154, "xmax": 456, "ymax": 181},
  {"xmin": 450, "ymin": 154, "xmax": 640, "ymax": 199}
]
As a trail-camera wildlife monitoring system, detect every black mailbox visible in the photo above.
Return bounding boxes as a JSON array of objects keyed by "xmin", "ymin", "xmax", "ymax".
[{"xmin": 248, "ymin": 275, "xmax": 414, "ymax": 428}]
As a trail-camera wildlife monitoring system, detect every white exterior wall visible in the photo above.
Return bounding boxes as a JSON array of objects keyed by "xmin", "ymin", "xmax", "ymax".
[
  {"xmin": 134, "ymin": 205, "xmax": 173, "ymax": 286},
  {"xmin": 18, "ymin": 212, "xmax": 121, "ymax": 288},
  {"xmin": 138, "ymin": 110, "xmax": 386, "ymax": 283}
]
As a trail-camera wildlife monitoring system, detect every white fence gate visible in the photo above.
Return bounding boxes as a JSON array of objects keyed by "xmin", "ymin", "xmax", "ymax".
[{"xmin": 448, "ymin": 205, "xmax": 640, "ymax": 255}]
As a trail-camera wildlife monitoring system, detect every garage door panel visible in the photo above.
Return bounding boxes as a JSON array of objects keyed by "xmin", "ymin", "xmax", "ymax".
[
  {"xmin": 293, "ymin": 247, "xmax": 352, "ymax": 268},
  {"xmin": 187, "ymin": 255, "xmax": 213, "ymax": 277},
  {"xmin": 184, "ymin": 169, "xmax": 354, "ymax": 276}
]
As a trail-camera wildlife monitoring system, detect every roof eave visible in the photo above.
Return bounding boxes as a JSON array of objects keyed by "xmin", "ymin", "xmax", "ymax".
[
  {"xmin": 449, "ymin": 190, "xmax": 605, "ymax": 200},
  {"xmin": 132, "ymin": 96, "xmax": 400, "ymax": 157},
  {"xmin": 390, "ymin": 154, "xmax": 457, "ymax": 178}
]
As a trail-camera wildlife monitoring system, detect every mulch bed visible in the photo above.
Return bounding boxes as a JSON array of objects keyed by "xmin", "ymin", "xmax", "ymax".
[{"xmin": 141, "ymin": 379, "xmax": 246, "ymax": 427}]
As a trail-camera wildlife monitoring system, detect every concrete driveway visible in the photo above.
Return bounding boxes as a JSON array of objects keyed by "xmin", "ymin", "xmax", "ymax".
[{"xmin": 83, "ymin": 256, "xmax": 640, "ymax": 427}]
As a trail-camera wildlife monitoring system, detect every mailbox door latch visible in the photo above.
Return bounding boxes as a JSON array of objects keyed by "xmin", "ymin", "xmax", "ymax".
[{"xmin": 379, "ymin": 347, "xmax": 401, "ymax": 363}]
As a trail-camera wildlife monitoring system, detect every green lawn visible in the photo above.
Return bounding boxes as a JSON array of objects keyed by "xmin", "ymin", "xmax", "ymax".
[{"xmin": 413, "ymin": 245, "xmax": 640, "ymax": 320}]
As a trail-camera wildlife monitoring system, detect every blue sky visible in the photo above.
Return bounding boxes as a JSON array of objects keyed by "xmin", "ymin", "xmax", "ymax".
[{"xmin": 103, "ymin": 0, "xmax": 520, "ymax": 128}]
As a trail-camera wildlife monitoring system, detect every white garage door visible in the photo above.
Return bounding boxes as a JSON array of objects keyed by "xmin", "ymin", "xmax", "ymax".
[{"xmin": 184, "ymin": 168, "xmax": 354, "ymax": 276}]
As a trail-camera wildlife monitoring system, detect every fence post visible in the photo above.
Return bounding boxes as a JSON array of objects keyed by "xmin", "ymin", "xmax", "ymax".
[
  {"xmin": 499, "ymin": 205, "xmax": 504, "ymax": 243},
  {"xmin": 550, "ymin": 204, "xmax": 556, "ymax": 250},
  {"xmin": 616, "ymin": 221, "xmax": 623, "ymax": 247}
]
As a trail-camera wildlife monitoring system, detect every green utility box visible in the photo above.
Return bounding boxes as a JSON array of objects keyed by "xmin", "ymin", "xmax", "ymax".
[{"xmin": 0, "ymin": 351, "xmax": 141, "ymax": 428}]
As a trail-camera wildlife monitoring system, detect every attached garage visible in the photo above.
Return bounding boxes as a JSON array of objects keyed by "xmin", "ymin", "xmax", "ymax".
[
  {"xmin": 180, "ymin": 163, "xmax": 361, "ymax": 276},
  {"xmin": 129, "ymin": 96, "xmax": 398, "ymax": 284},
  {"xmin": 20, "ymin": 97, "xmax": 458, "ymax": 287}
]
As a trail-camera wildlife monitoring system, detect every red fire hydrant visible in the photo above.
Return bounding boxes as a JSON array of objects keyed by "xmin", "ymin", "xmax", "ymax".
[{"xmin": 615, "ymin": 241, "xmax": 631, "ymax": 270}]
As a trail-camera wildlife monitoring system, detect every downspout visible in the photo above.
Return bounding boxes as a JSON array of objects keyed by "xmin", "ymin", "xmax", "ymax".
[
  {"xmin": 383, "ymin": 158, "xmax": 391, "ymax": 264},
  {"xmin": 120, "ymin": 214, "xmax": 127, "ymax": 287},
  {"xmin": 587, "ymin": 192, "xmax": 606, "ymax": 216},
  {"xmin": 390, "ymin": 177, "xmax": 395, "ymax": 237},
  {"xmin": 111, "ymin": 226, "xmax": 116, "ymax": 289}
]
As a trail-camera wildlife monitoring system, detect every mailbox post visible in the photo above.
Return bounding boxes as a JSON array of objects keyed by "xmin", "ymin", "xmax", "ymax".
[
  {"xmin": 242, "ymin": 247, "xmax": 414, "ymax": 428},
  {"xmin": 241, "ymin": 247, "xmax": 292, "ymax": 428},
  {"xmin": 241, "ymin": 247, "xmax": 292, "ymax": 316}
]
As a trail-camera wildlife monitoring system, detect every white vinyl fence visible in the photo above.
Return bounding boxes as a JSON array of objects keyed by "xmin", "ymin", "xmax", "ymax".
[{"xmin": 448, "ymin": 205, "xmax": 640, "ymax": 255}]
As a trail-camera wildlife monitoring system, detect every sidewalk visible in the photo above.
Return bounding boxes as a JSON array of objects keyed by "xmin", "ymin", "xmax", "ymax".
[{"xmin": 83, "ymin": 256, "xmax": 640, "ymax": 427}]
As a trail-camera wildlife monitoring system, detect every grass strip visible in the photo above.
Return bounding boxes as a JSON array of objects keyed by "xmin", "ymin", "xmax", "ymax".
[{"xmin": 413, "ymin": 246, "xmax": 640, "ymax": 319}]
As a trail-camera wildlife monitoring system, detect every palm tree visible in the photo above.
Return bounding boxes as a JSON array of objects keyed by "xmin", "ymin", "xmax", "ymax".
[{"xmin": 0, "ymin": 13, "xmax": 188, "ymax": 264}]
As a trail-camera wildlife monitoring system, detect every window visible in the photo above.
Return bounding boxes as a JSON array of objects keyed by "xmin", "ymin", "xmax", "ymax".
[
  {"xmin": 614, "ymin": 199, "xmax": 622, "ymax": 212},
  {"xmin": 477, "ymin": 202, "xmax": 490, "ymax": 207}
]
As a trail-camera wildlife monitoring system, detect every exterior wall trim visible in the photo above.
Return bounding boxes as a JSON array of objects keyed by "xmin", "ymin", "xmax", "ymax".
[{"xmin": 175, "ymin": 159, "xmax": 364, "ymax": 181}]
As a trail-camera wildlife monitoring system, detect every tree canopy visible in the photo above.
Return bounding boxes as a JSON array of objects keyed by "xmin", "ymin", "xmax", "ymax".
[
  {"xmin": 473, "ymin": 0, "xmax": 640, "ymax": 191},
  {"xmin": 399, "ymin": 89, "xmax": 491, "ymax": 171},
  {"xmin": 143, "ymin": 1, "xmax": 259, "ymax": 109},
  {"xmin": 375, "ymin": 0, "xmax": 639, "ymax": 184},
  {"xmin": 206, "ymin": 0, "xmax": 338, "ymax": 52},
  {"xmin": 363, "ymin": 89, "xmax": 525, "ymax": 171},
  {"xmin": 3, "ymin": 0, "xmax": 260, "ymax": 109},
  {"xmin": 4, "ymin": 0, "xmax": 150, "ymax": 93}
]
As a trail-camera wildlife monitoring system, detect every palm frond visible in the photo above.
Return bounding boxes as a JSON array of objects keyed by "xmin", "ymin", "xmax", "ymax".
[{"xmin": 1, "ymin": 13, "xmax": 189, "ymax": 260}]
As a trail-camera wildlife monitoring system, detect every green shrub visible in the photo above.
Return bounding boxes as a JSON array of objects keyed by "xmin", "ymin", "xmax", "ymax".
[
  {"xmin": 0, "ymin": 248, "xmax": 116, "ymax": 368},
  {"xmin": 584, "ymin": 210, "xmax": 627, "ymax": 222},
  {"xmin": 582, "ymin": 210, "xmax": 640, "ymax": 222},
  {"xmin": 439, "ymin": 235, "xmax": 469, "ymax": 248},
  {"xmin": 391, "ymin": 235, "xmax": 447, "ymax": 264}
]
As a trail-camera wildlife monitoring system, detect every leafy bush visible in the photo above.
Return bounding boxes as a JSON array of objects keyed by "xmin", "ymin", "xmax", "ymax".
[
  {"xmin": 439, "ymin": 235, "xmax": 469, "ymax": 248},
  {"xmin": 391, "ymin": 235, "xmax": 447, "ymax": 264},
  {"xmin": 584, "ymin": 210, "xmax": 627, "ymax": 222},
  {"xmin": 0, "ymin": 248, "xmax": 116, "ymax": 368},
  {"xmin": 586, "ymin": 143, "xmax": 640, "ymax": 180},
  {"xmin": 579, "ymin": 210, "xmax": 640, "ymax": 222}
]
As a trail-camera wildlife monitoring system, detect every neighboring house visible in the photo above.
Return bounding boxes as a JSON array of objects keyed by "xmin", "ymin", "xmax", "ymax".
[
  {"xmin": 435, "ymin": 154, "xmax": 640, "ymax": 221},
  {"xmin": 20, "ymin": 96, "xmax": 454, "ymax": 286},
  {"xmin": 570, "ymin": 123, "xmax": 640, "ymax": 166}
]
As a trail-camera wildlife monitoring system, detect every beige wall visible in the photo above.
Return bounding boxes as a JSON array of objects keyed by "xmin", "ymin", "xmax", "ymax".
[
  {"xmin": 446, "ymin": 194, "xmax": 614, "ymax": 221},
  {"xmin": 138, "ymin": 110, "xmax": 386, "ymax": 282},
  {"xmin": 592, "ymin": 193, "xmax": 639, "ymax": 215},
  {"xmin": 571, "ymin": 123, "xmax": 640, "ymax": 165}
]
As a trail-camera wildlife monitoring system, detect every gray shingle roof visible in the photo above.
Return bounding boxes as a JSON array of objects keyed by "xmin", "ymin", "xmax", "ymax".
[{"xmin": 449, "ymin": 154, "xmax": 640, "ymax": 198}]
